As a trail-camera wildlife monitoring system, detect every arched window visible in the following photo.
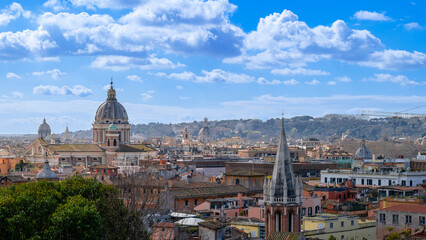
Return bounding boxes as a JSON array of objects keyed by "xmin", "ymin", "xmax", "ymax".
[
  {"xmin": 77, "ymin": 158, "xmax": 82, "ymax": 161},
  {"xmin": 113, "ymin": 139, "xmax": 117, "ymax": 146},
  {"xmin": 236, "ymin": 179, "xmax": 240, "ymax": 185},
  {"xmin": 93, "ymin": 158, "xmax": 97, "ymax": 161},
  {"xmin": 275, "ymin": 211, "xmax": 282, "ymax": 232}
]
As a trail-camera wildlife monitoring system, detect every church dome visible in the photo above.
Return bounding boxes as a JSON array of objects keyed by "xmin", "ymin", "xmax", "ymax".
[
  {"xmin": 355, "ymin": 138, "xmax": 372, "ymax": 159},
  {"xmin": 95, "ymin": 81, "xmax": 128, "ymax": 124},
  {"xmin": 38, "ymin": 118, "xmax": 51, "ymax": 139}
]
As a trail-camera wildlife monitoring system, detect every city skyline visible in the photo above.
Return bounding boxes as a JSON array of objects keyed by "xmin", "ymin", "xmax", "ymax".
[{"xmin": 1, "ymin": 0, "xmax": 425, "ymax": 134}]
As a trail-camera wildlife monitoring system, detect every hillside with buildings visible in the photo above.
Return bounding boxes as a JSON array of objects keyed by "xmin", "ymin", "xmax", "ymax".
[{"xmin": 128, "ymin": 115, "xmax": 425, "ymax": 141}]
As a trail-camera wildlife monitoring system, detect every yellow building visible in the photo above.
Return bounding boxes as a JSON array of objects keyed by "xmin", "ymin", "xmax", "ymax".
[
  {"xmin": 302, "ymin": 213, "xmax": 375, "ymax": 240},
  {"xmin": 230, "ymin": 218, "xmax": 265, "ymax": 238}
]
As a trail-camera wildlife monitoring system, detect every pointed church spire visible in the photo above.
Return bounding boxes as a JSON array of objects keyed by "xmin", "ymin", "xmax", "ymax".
[{"xmin": 266, "ymin": 114, "xmax": 298, "ymax": 202}]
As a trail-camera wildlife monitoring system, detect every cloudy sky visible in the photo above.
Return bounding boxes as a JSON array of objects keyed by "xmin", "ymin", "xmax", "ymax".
[{"xmin": 0, "ymin": 0, "xmax": 425, "ymax": 134}]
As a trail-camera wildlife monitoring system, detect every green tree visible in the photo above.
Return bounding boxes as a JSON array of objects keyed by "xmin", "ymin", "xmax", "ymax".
[
  {"xmin": 328, "ymin": 235, "xmax": 337, "ymax": 240},
  {"xmin": 0, "ymin": 176, "xmax": 148, "ymax": 240}
]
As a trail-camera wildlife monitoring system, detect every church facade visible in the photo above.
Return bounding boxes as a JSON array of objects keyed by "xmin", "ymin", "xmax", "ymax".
[{"xmin": 26, "ymin": 81, "xmax": 157, "ymax": 167}]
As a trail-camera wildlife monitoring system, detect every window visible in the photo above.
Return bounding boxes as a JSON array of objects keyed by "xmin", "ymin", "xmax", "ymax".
[
  {"xmin": 325, "ymin": 177, "xmax": 328, "ymax": 183},
  {"xmin": 61, "ymin": 158, "xmax": 66, "ymax": 161},
  {"xmin": 308, "ymin": 207, "xmax": 312, "ymax": 216},
  {"xmin": 420, "ymin": 216, "xmax": 425, "ymax": 226},
  {"xmin": 77, "ymin": 158, "xmax": 82, "ymax": 161},
  {"xmin": 380, "ymin": 214, "xmax": 386, "ymax": 224},
  {"xmin": 389, "ymin": 180, "xmax": 392, "ymax": 186},
  {"xmin": 410, "ymin": 180, "xmax": 413, "ymax": 186},
  {"xmin": 194, "ymin": 199, "xmax": 198, "ymax": 205},
  {"xmin": 378, "ymin": 179, "xmax": 381, "ymax": 186},
  {"xmin": 341, "ymin": 221, "xmax": 344, "ymax": 227},
  {"xmin": 401, "ymin": 180, "xmax": 406, "ymax": 186},
  {"xmin": 393, "ymin": 214, "xmax": 399, "ymax": 225},
  {"xmin": 330, "ymin": 223, "xmax": 333, "ymax": 229},
  {"xmin": 406, "ymin": 215, "xmax": 412, "ymax": 225},
  {"xmin": 302, "ymin": 208, "xmax": 306, "ymax": 216},
  {"xmin": 361, "ymin": 179, "xmax": 364, "ymax": 185},
  {"xmin": 185, "ymin": 200, "xmax": 188, "ymax": 206},
  {"xmin": 351, "ymin": 220, "xmax": 354, "ymax": 226}
]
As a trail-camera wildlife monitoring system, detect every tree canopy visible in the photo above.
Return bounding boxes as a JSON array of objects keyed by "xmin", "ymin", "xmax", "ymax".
[{"xmin": 0, "ymin": 176, "xmax": 148, "ymax": 240}]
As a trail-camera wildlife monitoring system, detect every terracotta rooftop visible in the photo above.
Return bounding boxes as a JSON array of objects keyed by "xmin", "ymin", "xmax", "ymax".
[
  {"xmin": 171, "ymin": 185, "xmax": 248, "ymax": 198},
  {"xmin": 267, "ymin": 232, "xmax": 304, "ymax": 240},
  {"xmin": 198, "ymin": 220, "xmax": 227, "ymax": 230},
  {"xmin": 379, "ymin": 204, "xmax": 426, "ymax": 214},
  {"xmin": 116, "ymin": 144, "xmax": 156, "ymax": 152},
  {"xmin": 48, "ymin": 144, "xmax": 104, "ymax": 152},
  {"xmin": 224, "ymin": 169, "xmax": 265, "ymax": 177}
]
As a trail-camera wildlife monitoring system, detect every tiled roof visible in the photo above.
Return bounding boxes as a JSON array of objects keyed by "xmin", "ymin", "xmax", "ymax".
[
  {"xmin": 48, "ymin": 144, "xmax": 104, "ymax": 152},
  {"xmin": 379, "ymin": 204, "xmax": 426, "ymax": 214},
  {"xmin": 225, "ymin": 169, "xmax": 265, "ymax": 177},
  {"xmin": 198, "ymin": 220, "xmax": 227, "ymax": 230},
  {"xmin": 267, "ymin": 232, "xmax": 304, "ymax": 240},
  {"xmin": 171, "ymin": 185, "xmax": 248, "ymax": 198},
  {"xmin": 116, "ymin": 144, "xmax": 156, "ymax": 152}
]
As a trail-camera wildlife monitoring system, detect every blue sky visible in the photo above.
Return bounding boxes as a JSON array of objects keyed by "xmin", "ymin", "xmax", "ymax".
[{"xmin": 0, "ymin": 0, "xmax": 425, "ymax": 134}]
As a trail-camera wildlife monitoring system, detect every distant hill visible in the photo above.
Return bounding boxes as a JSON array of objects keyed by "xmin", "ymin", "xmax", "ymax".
[
  {"xmin": 130, "ymin": 114, "xmax": 426, "ymax": 141},
  {"xmin": 73, "ymin": 114, "xmax": 426, "ymax": 142}
]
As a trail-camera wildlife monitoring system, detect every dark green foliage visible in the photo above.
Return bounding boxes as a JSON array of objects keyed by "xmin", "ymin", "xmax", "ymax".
[{"xmin": 0, "ymin": 176, "xmax": 146, "ymax": 240}]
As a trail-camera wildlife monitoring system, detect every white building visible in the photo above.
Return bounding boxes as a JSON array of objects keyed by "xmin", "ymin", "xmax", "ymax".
[{"xmin": 321, "ymin": 169, "xmax": 426, "ymax": 187}]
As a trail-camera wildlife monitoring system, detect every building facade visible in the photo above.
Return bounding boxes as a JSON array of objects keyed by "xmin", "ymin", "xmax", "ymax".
[{"xmin": 376, "ymin": 204, "xmax": 426, "ymax": 240}]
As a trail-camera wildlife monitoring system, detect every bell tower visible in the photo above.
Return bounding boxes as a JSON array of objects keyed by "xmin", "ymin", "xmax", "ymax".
[{"xmin": 264, "ymin": 115, "xmax": 302, "ymax": 236}]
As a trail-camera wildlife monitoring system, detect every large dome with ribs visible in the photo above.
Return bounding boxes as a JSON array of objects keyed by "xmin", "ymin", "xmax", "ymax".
[{"xmin": 95, "ymin": 83, "xmax": 128, "ymax": 124}]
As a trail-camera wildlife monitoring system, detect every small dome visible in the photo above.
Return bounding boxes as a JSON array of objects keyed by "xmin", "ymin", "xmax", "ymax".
[
  {"xmin": 38, "ymin": 118, "xmax": 51, "ymax": 139},
  {"xmin": 94, "ymin": 82, "xmax": 129, "ymax": 124},
  {"xmin": 355, "ymin": 139, "xmax": 372, "ymax": 159},
  {"xmin": 108, "ymin": 123, "xmax": 117, "ymax": 131}
]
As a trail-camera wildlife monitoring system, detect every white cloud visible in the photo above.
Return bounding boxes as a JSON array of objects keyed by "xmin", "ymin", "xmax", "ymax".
[
  {"xmin": 179, "ymin": 96, "xmax": 191, "ymax": 100},
  {"xmin": 43, "ymin": 0, "xmax": 67, "ymax": 11},
  {"xmin": 32, "ymin": 69, "xmax": 66, "ymax": 79},
  {"xmin": 91, "ymin": 55, "xmax": 184, "ymax": 71},
  {"xmin": 257, "ymin": 77, "xmax": 299, "ymax": 85},
  {"xmin": 365, "ymin": 73, "xmax": 421, "ymax": 86},
  {"xmin": 155, "ymin": 72, "xmax": 167, "ymax": 77},
  {"xmin": 141, "ymin": 92, "xmax": 153, "ymax": 102},
  {"xmin": 168, "ymin": 69, "xmax": 255, "ymax": 83},
  {"xmin": 404, "ymin": 22, "xmax": 423, "ymax": 30},
  {"xmin": 353, "ymin": 11, "xmax": 391, "ymax": 21},
  {"xmin": 305, "ymin": 79, "xmax": 320, "ymax": 85},
  {"xmin": 126, "ymin": 75, "xmax": 143, "ymax": 82},
  {"xmin": 6, "ymin": 72, "xmax": 21, "ymax": 79},
  {"xmin": 33, "ymin": 85, "xmax": 92, "ymax": 96},
  {"xmin": 176, "ymin": 85, "xmax": 183, "ymax": 90},
  {"xmin": 32, "ymin": 1, "xmax": 244, "ymax": 58},
  {"xmin": 0, "ymin": 2, "xmax": 31, "ymax": 26},
  {"xmin": 271, "ymin": 68, "xmax": 329, "ymax": 76},
  {"xmin": 336, "ymin": 76, "xmax": 352, "ymax": 82},
  {"xmin": 358, "ymin": 50, "xmax": 426, "ymax": 70},
  {"xmin": 12, "ymin": 91, "xmax": 24, "ymax": 98},
  {"xmin": 226, "ymin": 10, "xmax": 384, "ymax": 69},
  {"xmin": 327, "ymin": 81, "xmax": 337, "ymax": 85}
]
